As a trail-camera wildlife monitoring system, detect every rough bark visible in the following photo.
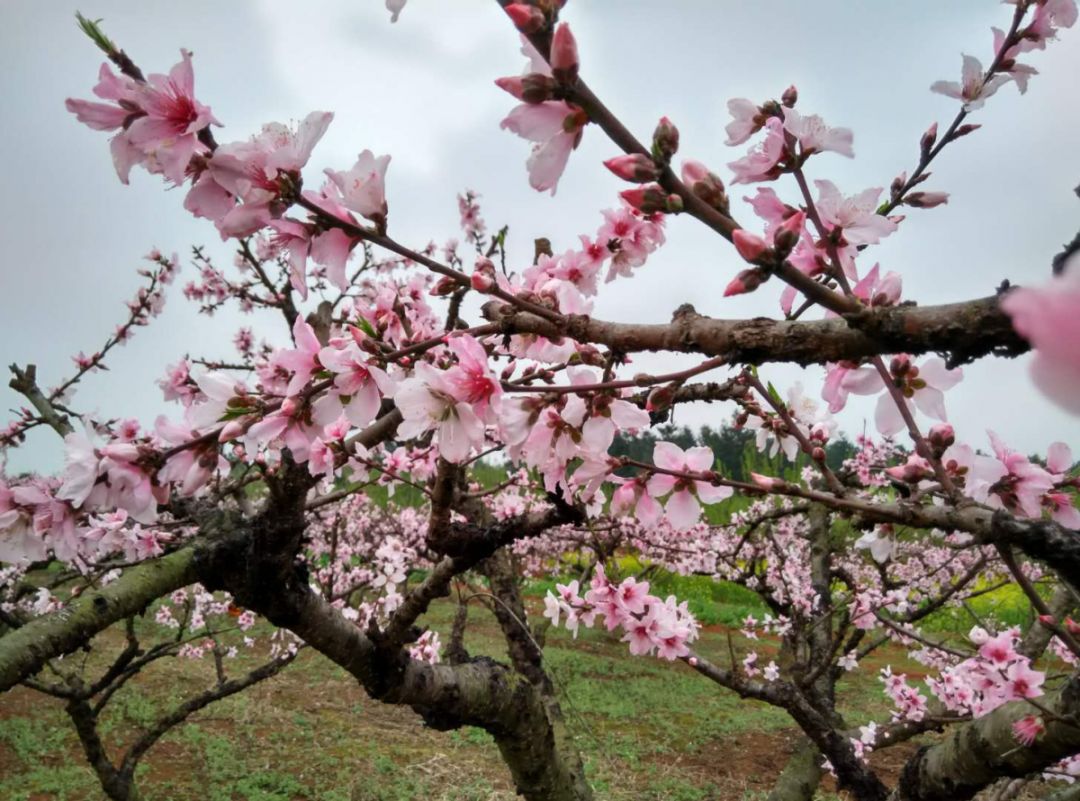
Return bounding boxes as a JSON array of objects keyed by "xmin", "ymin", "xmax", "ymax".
[
  {"xmin": 484, "ymin": 294, "xmax": 1027, "ymax": 369},
  {"xmin": 891, "ymin": 676, "xmax": 1080, "ymax": 801},
  {"xmin": 0, "ymin": 547, "xmax": 198, "ymax": 692}
]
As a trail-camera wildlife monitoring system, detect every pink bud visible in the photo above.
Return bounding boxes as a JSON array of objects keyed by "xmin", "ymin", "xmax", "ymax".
[
  {"xmin": 219, "ymin": 419, "xmax": 247, "ymax": 442},
  {"xmin": 773, "ymin": 211, "xmax": 805, "ymax": 253},
  {"xmin": 1039, "ymin": 614, "xmax": 1056, "ymax": 626},
  {"xmin": 905, "ymin": 191, "xmax": 949, "ymax": 209},
  {"xmin": 889, "ymin": 354, "xmax": 912, "ymax": 377},
  {"xmin": 750, "ymin": 472, "xmax": 784, "ymax": 491},
  {"xmin": 724, "ymin": 268, "xmax": 766, "ymax": 297},
  {"xmin": 680, "ymin": 160, "xmax": 709, "ymax": 185},
  {"xmin": 603, "ymin": 154, "xmax": 660, "ymax": 183},
  {"xmin": 620, "ymin": 184, "xmax": 682, "ymax": 214},
  {"xmin": 781, "ymin": 85, "xmax": 798, "ymax": 108},
  {"xmin": 688, "ymin": 657, "xmax": 698, "ymax": 667},
  {"xmin": 471, "ymin": 271, "xmax": 494, "ymax": 292},
  {"xmin": 551, "ymin": 22, "xmax": 579, "ymax": 84},
  {"xmin": 928, "ymin": 423, "xmax": 955, "ymax": 451},
  {"xmin": 920, "ymin": 122, "xmax": 938, "ymax": 155},
  {"xmin": 732, "ymin": 229, "xmax": 769, "ymax": 263},
  {"xmin": 1066, "ymin": 618, "xmax": 1080, "ymax": 636},
  {"xmin": 504, "ymin": 3, "xmax": 545, "ymax": 33},
  {"xmin": 680, "ymin": 159, "xmax": 727, "ymax": 213},
  {"xmin": 652, "ymin": 116, "xmax": 679, "ymax": 163}
]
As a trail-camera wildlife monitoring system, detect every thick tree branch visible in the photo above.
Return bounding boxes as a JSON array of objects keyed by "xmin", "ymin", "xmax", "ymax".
[{"xmin": 484, "ymin": 294, "xmax": 1026, "ymax": 369}]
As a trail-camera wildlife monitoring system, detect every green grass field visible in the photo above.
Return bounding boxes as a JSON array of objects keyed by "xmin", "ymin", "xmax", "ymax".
[{"xmin": 0, "ymin": 573, "xmax": 1047, "ymax": 801}]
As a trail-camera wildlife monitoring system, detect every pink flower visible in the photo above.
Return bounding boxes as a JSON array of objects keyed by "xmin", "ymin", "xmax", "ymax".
[
  {"xmin": 395, "ymin": 362, "xmax": 486, "ymax": 463},
  {"xmin": 324, "ymin": 150, "xmax": 391, "ymax": 227},
  {"xmin": 931, "ymin": 55, "xmax": 1010, "ymax": 111},
  {"xmin": 851, "ymin": 264, "xmax": 902, "ymax": 308},
  {"xmin": 274, "ymin": 317, "xmax": 324, "ymax": 397},
  {"xmin": 647, "ymin": 442, "xmax": 732, "ymax": 530},
  {"xmin": 724, "ymin": 98, "xmax": 764, "ymax": 146},
  {"xmin": 313, "ymin": 340, "xmax": 395, "ymax": 428},
  {"xmin": 841, "ymin": 356, "xmax": 962, "ymax": 437},
  {"xmin": 1005, "ymin": 661, "xmax": 1045, "ymax": 700},
  {"xmin": 610, "ymin": 476, "xmax": 663, "ymax": 526},
  {"xmin": 126, "ymin": 50, "xmax": 221, "ymax": 184},
  {"xmin": 1013, "ymin": 715, "xmax": 1045, "ymax": 746},
  {"xmin": 444, "ymin": 335, "xmax": 502, "ymax": 421},
  {"xmin": 782, "ymin": 108, "xmax": 854, "ymax": 158},
  {"xmin": 500, "ymin": 100, "xmax": 587, "ymax": 195},
  {"xmin": 727, "ymin": 117, "xmax": 785, "ymax": 185},
  {"xmin": 1001, "ymin": 267, "xmax": 1080, "ymax": 415},
  {"xmin": 813, "ymin": 180, "xmax": 898, "ymax": 249},
  {"xmin": 185, "ymin": 111, "xmax": 333, "ymax": 239}
]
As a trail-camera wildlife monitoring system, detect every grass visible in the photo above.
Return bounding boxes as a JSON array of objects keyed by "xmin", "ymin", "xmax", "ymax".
[{"xmin": 0, "ymin": 572, "xmax": 1049, "ymax": 801}]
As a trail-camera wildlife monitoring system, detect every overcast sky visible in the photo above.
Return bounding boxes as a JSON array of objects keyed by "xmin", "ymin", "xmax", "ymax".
[{"xmin": 2, "ymin": 1, "xmax": 1078, "ymax": 475}]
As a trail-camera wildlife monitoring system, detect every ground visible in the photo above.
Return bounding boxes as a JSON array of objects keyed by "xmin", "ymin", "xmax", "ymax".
[{"xmin": 0, "ymin": 582, "xmax": 1045, "ymax": 801}]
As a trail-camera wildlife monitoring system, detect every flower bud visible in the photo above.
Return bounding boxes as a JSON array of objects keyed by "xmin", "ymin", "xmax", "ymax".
[
  {"xmin": 646, "ymin": 384, "xmax": 677, "ymax": 413},
  {"xmin": 680, "ymin": 159, "xmax": 728, "ymax": 213},
  {"xmin": 620, "ymin": 184, "xmax": 682, "ymax": 214},
  {"xmin": 750, "ymin": 472, "xmax": 784, "ymax": 491},
  {"xmin": 732, "ymin": 229, "xmax": 770, "ymax": 263},
  {"xmin": 429, "ymin": 275, "xmax": 459, "ymax": 296},
  {"xmin": 905, "ymin": 191, "xmax": 949, "ymax": 209},
  {"xmin": 504, "ymin": 3, "xmax": 545, "ymax": 34},
  {"xmin": 773, "ymin": 211, "xmax": 805, "ymax": 256},
  {"xmin": 471, "ymin": 271, "xmax": 494, "ymax": 292},
  {"xmin": 920, "ymin": 122, "xmax": 938, "ymax": 157},
  {"xmin": 928, "ymin": 423, "xmax": 955, "ymax": 454},
  {"xmin": 1039, "ymin": 614, "xmax": 1057, "ymax": 626},
  {"xmin": 219, "ymin": 419, "xmax": 247, "ymax": 442},
  {"xmin": 652, "ymin": 116, "xmax": 680, "ymax": 163},
  {"xmin": 603, "ymin": 154, "xmax": 661, "ymax": 183},
  {"xmin": 495, "ymin": 73, "xmax": 556, "ymax": 104},
  {"xmin": 811, "ymin": 446, "xmax": 826, "ymax": 462},
  {"xmin": 648, "ymin": 117, "xmax": 673, "ymax": 165},
  {"xmin": 889, "ymin": 354, "xmax": 912, "ymax": 377},
  {"xmin": 1066, "ymin": 618, "xmax": 1080, "ymax": 636},
  {"xmin": 551, "ymin": 22, "xmax": 579, "ymax": 85},
  {"xmin": 953, "ymin": 123, "xmax": 981, "ymax": 139},
  {"xmin": 781, "ymin": 85, "xmax": 798, "ymax": 108},
  {"xmin": 724, "ymin": 267, "xmax": 767, "ymax": 297}
]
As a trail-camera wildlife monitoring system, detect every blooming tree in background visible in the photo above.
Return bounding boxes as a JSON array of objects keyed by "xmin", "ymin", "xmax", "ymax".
[{"xmin": 2, "ymin": 2, "xmax": 1080, "ymax": 800}]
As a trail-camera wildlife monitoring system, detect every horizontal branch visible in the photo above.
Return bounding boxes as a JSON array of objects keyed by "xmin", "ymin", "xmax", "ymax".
[
  {"xmin": 0, "ymin": 547, "xmax": 198, "ymax": 692},
  {"xmin": 484, "ymin": 294, "xmax": 1027, "ymax": 367}
]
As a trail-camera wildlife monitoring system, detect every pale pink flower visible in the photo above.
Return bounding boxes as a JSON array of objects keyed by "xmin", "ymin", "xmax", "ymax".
[
  {"xmin": 186, "ymin": 111, "xmax": 333, "ymax": 239},
  {"xmin": 782, "ymin": 108, "xmax": 854, "ymax": 158},
  {"xmin": 324, "ymin": 151, "xmax": 391, "ymax": 226},
  {"xmin": 395, "ymin": 362, "xmax": 486, "ymax": 463},
  {"xmin": 727, "ymin": 117, "xmax": 785, "ymax": 185},
  {"xmin": 500, "ymin": 100, "xmax": 587, "ymax": 195},
  {"xmin": 313, "ymin": 341, "xmax": 395, "ymax": 428},
  {"xmin": 813, "ymin": 180, "xmax": 898, "ymax": 249},
  {"xmin": 724, "ymin": 98, "xmax": 764, "ymax": 146},
  {"xmin": 841, "ymin": 356, "xmax": 962, "ymax": 437},
  {"xmin": 647, "ymin": 442, "xmax": 732, "ymax": 530},
  {"xmin": 931, "ymin": 54, "xmax": 1010, "ymax": 111},
  {"xmin": 1001, "ymin": 266, "xmax": 1080, "ymax": 415}
]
